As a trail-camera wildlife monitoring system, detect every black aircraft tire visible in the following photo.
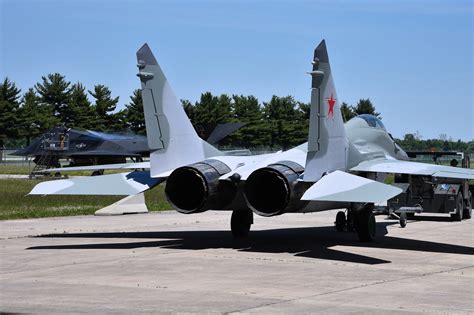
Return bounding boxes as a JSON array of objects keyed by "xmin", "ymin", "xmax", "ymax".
[
  {"xmin": 335, "ymin": 211, "xmax": 346, "ymax": 232},
  {"xmin": 231, "ymin": 209, "xmax": 253, "ymax": 238},
  {"xmin": 356, "ymin": 207, "xmax": 376, "ymax": 242},
  {"xmin": 399, "ymin": 212, "xmax": 407, "ymax": 228},
  {"xmin": 451, "ymin": 193, "xmax": 464, "ymax": 222},
  {"xmin": 463, "ymin": 194, "xmax": 472, "ymax": 220},
  {"xmin": 346, "ymin": 210, "xmax": 355, "ymax": 232}
]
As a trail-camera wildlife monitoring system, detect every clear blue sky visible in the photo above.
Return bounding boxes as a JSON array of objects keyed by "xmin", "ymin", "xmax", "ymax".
[{"xmin": 1, "ymin": 0, "xmax": 473, "ymax": 140}]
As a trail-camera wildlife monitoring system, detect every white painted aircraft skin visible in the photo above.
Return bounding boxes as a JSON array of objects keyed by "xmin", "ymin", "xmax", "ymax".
[{"xmin": 29, "ymin": 171, "xmax": 164, "ymax": 196}]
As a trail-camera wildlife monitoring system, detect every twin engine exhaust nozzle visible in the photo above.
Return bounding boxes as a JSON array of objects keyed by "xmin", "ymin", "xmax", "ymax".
[
  {"xmin": 165, "ymin": 159, "xmax": 236, "ymax": 214},
  {"xmin": 244, "ymin": 161, "xmax": 307, "ymax": 217},
  {"xmin": 165, "ymin": 159, "xmax": 307, "ymax": 217}
]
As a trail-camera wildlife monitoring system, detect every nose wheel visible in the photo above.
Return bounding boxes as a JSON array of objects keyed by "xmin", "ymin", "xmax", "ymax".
[{"xmin": 231, "ymin": 209, "xmax": 253, "ymax": 238}]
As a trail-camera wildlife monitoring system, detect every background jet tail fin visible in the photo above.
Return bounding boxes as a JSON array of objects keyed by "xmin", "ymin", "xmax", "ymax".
[
  {"xmin": 303, "ymin": 40, "xmax": 348, "ymax": 182},
  {"xmin": 136, "ymin": 44, "xmax": 221, "ymax": 177}
]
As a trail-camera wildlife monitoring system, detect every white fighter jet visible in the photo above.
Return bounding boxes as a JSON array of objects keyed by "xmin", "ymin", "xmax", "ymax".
[{"xmin": 31, "ymin": 40, "xmax": 474, "ymax": 241}]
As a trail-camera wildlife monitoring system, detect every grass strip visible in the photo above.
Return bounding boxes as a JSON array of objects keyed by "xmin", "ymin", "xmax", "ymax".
[{"xmin": 0, "ymin": 178, "xmax": 171, "ymax": 220}]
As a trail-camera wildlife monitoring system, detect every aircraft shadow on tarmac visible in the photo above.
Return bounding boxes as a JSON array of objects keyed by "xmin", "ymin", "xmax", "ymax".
[{"xmin": 28, "ymin": 221, "xmax": 474, "ymax": 265}]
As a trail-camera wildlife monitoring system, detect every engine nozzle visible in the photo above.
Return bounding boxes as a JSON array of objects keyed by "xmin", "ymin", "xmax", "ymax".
[
  {"xmin": 165, "ymin": 159, "xmax": 235, "ymax": 214},
  {"xmin": 244, "ymin": 161, "xmax": 305, "ymax": 217}
]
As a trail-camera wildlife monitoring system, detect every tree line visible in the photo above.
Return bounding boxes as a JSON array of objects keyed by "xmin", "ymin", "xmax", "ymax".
[
  {"xmin": 0, "ymin": 75, "xmax": 145, "ymax": 147},
  {"xmin": 1, "ymin": 75, "xmax": 472, "ymax": 152}
]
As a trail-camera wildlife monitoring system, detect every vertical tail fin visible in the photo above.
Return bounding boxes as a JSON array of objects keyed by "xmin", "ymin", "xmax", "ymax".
[
  {"xmin": 303, "ymin": 40, "xmax": 348, "ymax": 181},
  {"xmin": 136, "ymin": 44, "xmax": 221, "ymax": 177}
]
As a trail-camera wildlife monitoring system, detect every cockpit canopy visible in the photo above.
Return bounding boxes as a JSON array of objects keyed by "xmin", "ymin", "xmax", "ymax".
[{"xmin": 353, "ymin": 114, "xmax": 386, "ymax": 131}]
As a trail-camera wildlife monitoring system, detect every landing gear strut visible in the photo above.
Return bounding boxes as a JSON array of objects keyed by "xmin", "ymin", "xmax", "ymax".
[{"xmin": 231, "ymin": 209, "xmax": 253, "ymax": 238}]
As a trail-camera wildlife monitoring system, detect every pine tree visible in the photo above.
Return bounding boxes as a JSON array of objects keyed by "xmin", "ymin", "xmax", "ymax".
[
  {"xmin": 89, "ymin": 84, "xmax": 120, "ymax": 131},
  {"xmin": 293, "ymin": 101, "xmax": 310, "ymax": 145},
  {"xmin": 297, "ymin": 102, "xmax": 310, "ymax": 120},
  {"xmin": 192, "ymin": 92, "xmax": 232, "ymax": 140},
  {"xmin": 0, "ymin": 78, "xmax": 22, "ymax": 146},
  {"xmin": 263, "ymin": 95, "xmax": 303, "ymax": 149},
  {"xmin": 353, "ymin": 98, "xmax": 380, "ymax": 118},
  {"xmin": 340, "ymin": 102, "xmax": 355, "ymax": 121},
  {"xmin": 124, "ymin": 89, "xmax": 146, "ymax": 135},
  {"xmin": 182, "ymin": 99, "xmax": 196, "ymax": 123},
  {"xmin": 0, "ymin": 77, "xmax": 21, "ymax": 104},
  {"xmin": 68, "ymin": 83, "xmax": 95, "ymax": 129},
  {"xmin": 227, "ymin": 95, "xmax": 269, "ymax": 148},
  {"xmin": 18, "ymin": 88, "xmax": 58, "ymax": 145},
  {"xmin": 34, "ymin": 73, "xmax": 71, "ymax": 120}
]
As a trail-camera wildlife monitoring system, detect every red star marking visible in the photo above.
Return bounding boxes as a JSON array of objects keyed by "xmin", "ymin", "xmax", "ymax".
[{"xmin": 327, "ymin": 94, "xmax": 336, "ymax": 118}]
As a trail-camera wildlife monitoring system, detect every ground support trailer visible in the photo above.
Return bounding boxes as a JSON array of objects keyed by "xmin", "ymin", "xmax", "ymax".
[{"xmin": 377, "ymin": 152, "xmax": 473, "ymax": 227}]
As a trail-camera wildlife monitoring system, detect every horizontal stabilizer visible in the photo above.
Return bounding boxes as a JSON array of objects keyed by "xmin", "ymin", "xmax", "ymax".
[
  {"xmin": 44, "ymin": 162, "xmax": 150, "ymax": 173},
  {"xmin": 29, "ymin": 171, "xmax": 163, "ymax": 196},
  {"xmin": 301, "ymin": 170, "xmax": 402, "ymax": 203},
  {"xmin": 351, "ymin": 159, "xmax": 474, "ymax": 180}
]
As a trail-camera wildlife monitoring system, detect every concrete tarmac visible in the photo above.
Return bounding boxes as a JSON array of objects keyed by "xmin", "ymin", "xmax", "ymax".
[{"xmin": 1, "ymin": 210, "xmax": 473, "ymax": 314}]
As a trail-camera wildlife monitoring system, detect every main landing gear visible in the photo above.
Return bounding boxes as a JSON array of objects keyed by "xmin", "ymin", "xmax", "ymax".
[
  {"xmin": 231, "ymin": 209, "xmax": 253, "ymax": 238},
  {"xmin": 334, "ymin": 203, "xmax": 376, "ymax": 242}
]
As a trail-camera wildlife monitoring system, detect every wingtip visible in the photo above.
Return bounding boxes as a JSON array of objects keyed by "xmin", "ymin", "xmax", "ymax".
[
  {"xmin": 137, "ymin": 43, "xmax": 158, "ymax": 65},
  {"xmin": 314, "ymin": 39, "xmax": 329, "ymax": 63}
]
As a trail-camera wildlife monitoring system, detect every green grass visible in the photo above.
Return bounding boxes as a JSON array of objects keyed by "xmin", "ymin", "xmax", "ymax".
[
  {"xmin": 144, "ymin": 184, "xmax": 172, "ymax": 212},
  {"xmin": 0, "ymin": 164, "xmax": 32, "ymax": 175},
  {"xmin": 0, "ymin": 178, "xmax": 171, "ymax": 220},
  {"xmin": 384, "ymin": 174, "xmax": 394, "ymax": 185}
]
